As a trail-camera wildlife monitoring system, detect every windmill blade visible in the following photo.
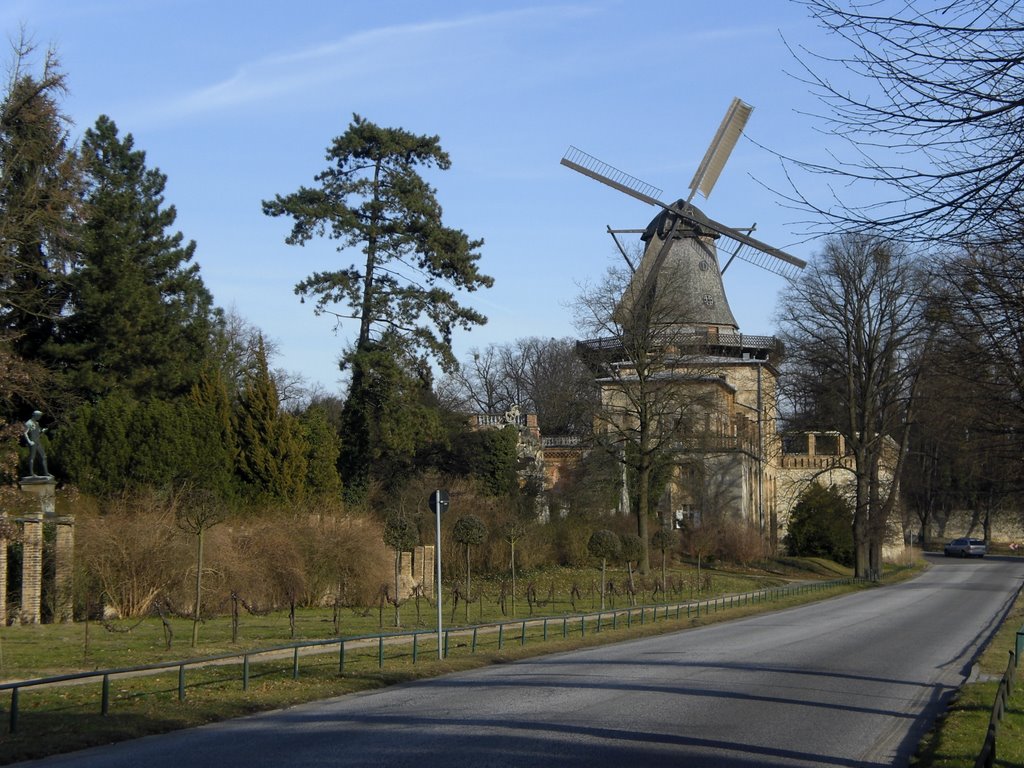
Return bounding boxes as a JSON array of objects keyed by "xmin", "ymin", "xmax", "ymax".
[
  {"xmin": 560, "ymin": 146, "xmax": 663, "ymax": 207},
  {"xmin": 688, "ymin": 97, "xmax": 753, "ymax": 203},
  {"xmin": 682, "ymin": 208, "xmax": 806, "ymax": 279}
]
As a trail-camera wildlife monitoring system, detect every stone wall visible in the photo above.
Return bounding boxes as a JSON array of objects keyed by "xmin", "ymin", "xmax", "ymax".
[{"xmin": 396, "ymin": 545, "xmax": 435, "ymax": 600}]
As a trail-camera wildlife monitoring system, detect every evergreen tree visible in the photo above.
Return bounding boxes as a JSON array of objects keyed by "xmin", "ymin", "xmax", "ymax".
[
  {"xmin": 783, "ymin": 483, "xmax": 854, "ymax": 566},
  {"xmin": 298, "ymin": 404, "xmax": 342, "ymax": 497},
  {"xmin": 0, "ymin": 42, "xmax": 81, "ymax": 371},
  {"xmin": 54, "ymin": 115, "xmax": 212, "ymax": 399},
  {"xmin": 263, "ymin": 115, "xmax": 492, "ymax": 499},
  {"xmin": 446, "ymin": 425, "xmax": 519, "ymax": 497},
  {"xmin": 56, "ymin": 390, "xmax": 234, "ymax": 497},
  {"xmin": 188, "ymin": 362, "xmax": 237, "ymax": 495},
  {"xmin": 262, "ymin": 114, "xmax": 492, "ymax": 369},
  {"xmin": 54, "ymin": 391, "xmax": 135, "ymax": 494},
  {"xmin": 233, "ymin": 336, "xmax": 307, "ymax": 500},
  {"xmin": 337, "ymin": 338, "xmax": 444, "ymax": 499}
]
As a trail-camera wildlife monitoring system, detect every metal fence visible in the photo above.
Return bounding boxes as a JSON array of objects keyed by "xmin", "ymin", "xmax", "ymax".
[
  {"xmin": 0, "ymin": 578, "xmax": 855, "ymax": 734},
  {"xmin": 974, "ymin": 627, "xmax": 1023, "ymax": 768}
]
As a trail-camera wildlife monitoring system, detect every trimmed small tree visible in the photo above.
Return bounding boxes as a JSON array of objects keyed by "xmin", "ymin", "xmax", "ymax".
[
  {"xmin": 503, "ymin": 519, "xmax": 526, "ymax": 617},
  {"xmin": 619, "ymin": 533, "xmax": 643, "ymax": 606},
  {"xmin": 174, "ymin": 487, "xmax": 225, "ymax": 648},
  {"xmin": 651, "ymin": 527, "xmax": 677, "ymax": 593},
  {"xmin": 452, "ymin": 514, "xmax": 487, "ymax": 622},
  {"xmin": 382, "ymin": 512, "xmax": 418, "ymax": 627},
  {"xmin": 587, "ymin": 529, "xmax": 621, "ymax": 610}
]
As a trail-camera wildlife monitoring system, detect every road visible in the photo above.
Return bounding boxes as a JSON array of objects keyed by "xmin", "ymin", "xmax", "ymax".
[{"xmin": 22, "ymin": 555, "xmax": 1024, "ymax": 767}]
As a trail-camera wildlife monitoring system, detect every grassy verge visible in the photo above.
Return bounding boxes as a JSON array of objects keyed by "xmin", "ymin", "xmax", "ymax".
[
  {"xmin": 913, "ymin": 587, "xmax": 1024, "ymax": 767},
  {"xmin": 0, "ymin": 559, "xmax": 875, "ymax": 764},
  {"xmin": 0, "ymin": 563, "xmax": 810, "ymax": 678}
]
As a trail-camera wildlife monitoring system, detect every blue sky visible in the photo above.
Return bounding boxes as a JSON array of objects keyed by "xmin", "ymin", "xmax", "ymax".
[{"xmin": 2, "ymin": 1, "xmax": 837, "ymax": 393}]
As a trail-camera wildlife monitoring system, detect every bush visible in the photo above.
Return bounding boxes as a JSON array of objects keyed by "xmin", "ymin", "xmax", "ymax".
[
  {"xmin": 75, "ymin": 491, "xmax": 190, "ymax": 618},
  {"xmin": 783, "ymin": 483, "xmax": 854, "ymax": 566},
  {"xmin": 716, "ymin": 520, "xmax": 768, "ymax": 565}
]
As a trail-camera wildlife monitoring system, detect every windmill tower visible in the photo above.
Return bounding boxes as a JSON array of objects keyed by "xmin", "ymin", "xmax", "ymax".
[{"xmin": 561, "ymin": 99, "xmax": 804, "ymax": 544}]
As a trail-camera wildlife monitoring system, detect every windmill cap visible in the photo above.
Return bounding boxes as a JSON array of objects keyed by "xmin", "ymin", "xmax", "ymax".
[{"xmin": 642, "ymin": 200, "xmax": 720, "ymax": 243}]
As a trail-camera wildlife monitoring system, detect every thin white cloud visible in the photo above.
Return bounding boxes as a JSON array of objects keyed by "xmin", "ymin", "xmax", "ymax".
[{"xmin": 144, "ymin": 5, "xmax": 595, "ymax": 124}]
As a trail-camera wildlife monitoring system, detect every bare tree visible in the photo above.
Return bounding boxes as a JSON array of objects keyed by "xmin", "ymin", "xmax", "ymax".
[
  {"xmin": 503, "ymin": 518, "xmax": 526, "ymax": 617},
  {"xmin": 574, "ymin": 265, "xmax": 719, "ymax": 575},
  {"xmin": 438, "ymin": 344, "xmax": 510, "ymax": 414},
  {"xmin": 902, "ymin": 244, "xmax": 1024, "ymax": 540},
  {"xmin": 441, "ymin": 337, "xmax": 593, "ymax": 435},
  {"xmin": 173, "ymin": 487, "xmax": 226, "ymax": 646},
  {"xmin": 777, "ymin": 233, "xmax": 929, "ymax": 579},
  {"xmin": 782, "ymin": 0, "xmax": 1024, "ymax": 248}
]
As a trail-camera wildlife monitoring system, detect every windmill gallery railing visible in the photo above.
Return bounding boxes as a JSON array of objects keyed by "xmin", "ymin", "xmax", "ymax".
[
  {"xmin": 0, "ymin": 579, "xmax": 856, "ymax": 733},
  {"xmin": 577, "ymin": 331, "xmax": 783, "ymax": 361}
]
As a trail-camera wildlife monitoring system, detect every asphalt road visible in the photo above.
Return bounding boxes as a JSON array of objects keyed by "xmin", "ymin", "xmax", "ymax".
[{"xmin": 22, "ymin": 555, "xmax": 1024, "ymax": 767}]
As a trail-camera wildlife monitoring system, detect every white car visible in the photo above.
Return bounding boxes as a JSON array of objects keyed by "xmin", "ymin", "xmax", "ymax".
[{"xmin": 943, "ymin": 538, "xmax": 987, "ymax": 558}]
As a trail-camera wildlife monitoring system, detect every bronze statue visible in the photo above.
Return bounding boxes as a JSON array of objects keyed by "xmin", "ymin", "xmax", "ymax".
[{"xmin": 24, "ymin": 410, "xmax": 50, "ymax": 477}]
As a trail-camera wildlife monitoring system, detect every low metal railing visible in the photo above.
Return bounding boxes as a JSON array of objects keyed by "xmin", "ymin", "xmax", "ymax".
[
  {"xmin": 0, "ymin": 578, "xmax": 855, "ymax": 733},
  {"xmin": 975, "ymin": 627, "xmax": 1023, "ymax": 768}
]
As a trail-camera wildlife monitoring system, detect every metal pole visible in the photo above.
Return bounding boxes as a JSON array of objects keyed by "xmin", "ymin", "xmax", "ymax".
[{"xmin": 436, "ymin": 489, "xmax": 443, "ymax": 660}]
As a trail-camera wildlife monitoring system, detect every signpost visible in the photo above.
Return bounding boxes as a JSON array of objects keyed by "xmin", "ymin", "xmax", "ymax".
[{"xmin": 429, "ymin": 489, "xmax": 450, "ymax": 659}]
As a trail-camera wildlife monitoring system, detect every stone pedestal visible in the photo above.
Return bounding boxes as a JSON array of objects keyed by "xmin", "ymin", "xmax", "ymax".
[
  {"xmin": 54, "ymin": 516, "xmax": 75, "ymax": 623},
  {"xmin": 19, "ymin": 509, "xmax": 43, "ymax": 625},
  {"xmin": 16, "ymin": 477, "xmax": 66, "ymax": 625}
]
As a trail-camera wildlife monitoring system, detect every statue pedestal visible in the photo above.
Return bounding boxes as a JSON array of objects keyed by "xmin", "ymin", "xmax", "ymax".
[{"xmin": 15, "ymin": 477, "xmax": 73, "ymax": 624}]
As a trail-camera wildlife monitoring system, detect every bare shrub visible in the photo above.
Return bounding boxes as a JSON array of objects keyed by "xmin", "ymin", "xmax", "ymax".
[
  {"xmin": 75, "ymin": 492, "xmax": 190, "ymax": 618},
  {"xmin": 293, "ymin": 499, "xmax": 390, "ymax": 608},
  {"xmin": 218, "ymin": 515, "xmax": 306, "ymax": 611},
  {"xmin": 716, "ymin": 520, "xmax": 767, "ymax": 566},
  {"xmin": 547, "ymin": 515, "xmax": 594, "ymax": 567}
]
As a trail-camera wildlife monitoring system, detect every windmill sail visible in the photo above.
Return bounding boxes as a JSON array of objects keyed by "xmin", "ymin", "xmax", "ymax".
[
  {"xmin": 688, "ymin": 98, "xmax": 753, "ymax": 202},
  {"xmin": 560, "ymin": 147, "xmax": 662, "ymax": 207},
  {"xmin": 673, "ymin": 204, "xmax": 806, "ymax": 279}
]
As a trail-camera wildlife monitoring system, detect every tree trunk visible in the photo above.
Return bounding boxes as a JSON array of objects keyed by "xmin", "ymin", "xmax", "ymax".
[
  {"xmin": 464, "ymin": 545, "xmax": 471, "ymax": 623},
  {"xmin": 191, "ymin": 529, "xmax": 204, "ymax": 648},
  {"xmin": 637, "ymin": 462, "xmax": 651, "ymax": 575},
  {"xmin": 393, "ymin": 549, "xmax": 401, "ymax": 627},
  {"xmin": 510, "ymin": 542, "xmax": 517, "ymax": 617},
  {"xmin": 600, "ymin": 558, "xmax": 607, "ymax": 610}
]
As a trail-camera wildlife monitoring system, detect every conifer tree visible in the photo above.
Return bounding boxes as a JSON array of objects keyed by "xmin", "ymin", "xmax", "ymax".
[
  {"xmin": 233, "ymin": 336, "xmax": 307, "ymax": 500},
  {"xmin": 189, "ymin": 362, "xmax": 237, "ymax": 494},
  {"xmin": 54, "ymin": 115, "xmax": 212, "ymax": 399},
  {"xmin": 0, "ymin": 41, "xmax": 80, "ymax": 368},
  {"xmin": 263, "ymin": 115, "xmax": 492, "ymax": 498},
  {"xmin": 298, "ymin": 404, "xmax": 342, "ymax": 497}
]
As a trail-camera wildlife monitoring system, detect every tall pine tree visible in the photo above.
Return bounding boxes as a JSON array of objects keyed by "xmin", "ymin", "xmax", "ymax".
[
  {"xmin": 263, "ymin": 115, "xmax": 492, "ymax": 497},
  {"xmin": 54, "ymin": 115, "xmax": 212, "ymax": 400}
]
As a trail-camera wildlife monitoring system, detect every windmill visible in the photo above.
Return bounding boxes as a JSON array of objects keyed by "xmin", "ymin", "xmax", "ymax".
[{"xmin": 561, "ymin": 98, "xmax": 805, "ymax": 336}]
